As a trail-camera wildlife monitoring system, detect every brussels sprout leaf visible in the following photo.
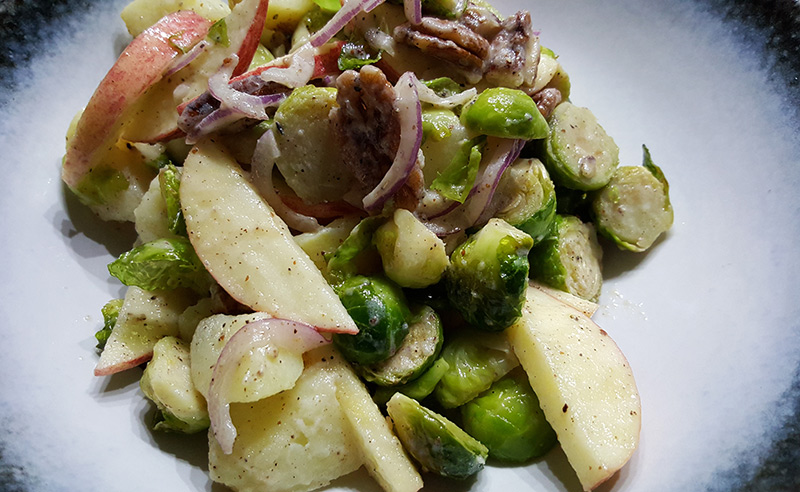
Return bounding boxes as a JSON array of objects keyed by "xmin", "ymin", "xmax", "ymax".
[
  {"xmin": 430, "ymin": 136, "xmax": 486, "ymax": 203},
  {"xmin": 108, "ymin": 237, "xmax": 211, "ymax": 294}
]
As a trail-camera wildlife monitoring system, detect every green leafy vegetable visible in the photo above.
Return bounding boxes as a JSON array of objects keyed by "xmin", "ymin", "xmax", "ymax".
[
  {"xmin": 338, "ymin": 42, "xmax": 381, "ymax": 70},
  {"xmin": 95, "ymin": 298, "xmax": 123, "ymax": 350},
  {"xmin": 430, "ymin": 136, "xmax": 485, "ymax": 203},
  {"xmin": 208, "ymin": 18, "xmax": 229, "ymax": 47},
  {"xmin": 107, "ymin": 237, "xmax": 211, "ymax": 294},
  {"xmin": 159, "ymin": 164, "xmax": 186, "ymax": 236}
]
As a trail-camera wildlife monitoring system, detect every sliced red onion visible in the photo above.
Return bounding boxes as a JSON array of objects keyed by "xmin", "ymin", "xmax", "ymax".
[
  {"xmin": 424, "ymin": 138, "xmax": 524, "ymax": 235},
  {"xmin": 208, "ymin": 318, "xmax": 330, "ymax": 454},
  {"xmin": 309, "ymin": 0, "xmax": 385, "ymax": 48},
  {"xmin": 209, "ymin": 55, "xmax": 269, "ymax": 120},
  {"xmin": 362, "ymin": 71, "xmax": 423, "ymax": 213},
  {"xmin": 251, "ymin": 129, "xmax": 322, "ymax": 233},
  {"xmin": 364, "ymin": 27, "xmax": 396, "ymax": 57},
  {"xmin": 414, "ymin": 79, "xmax": 477, "ymax": 109},
  {"xmin": 257, "ymin": 43, "xmax": 316, "ymax": 88},
  {"xmin": 185, "ymin": 106, "xmax": 246, "ymax": 144},
  {"xmin": 403, "ymin": 0, "xmax": 422, "ymax": 25},
  {"xmin": 165, "ymin": 40, "xmax": 208, "ymax": 77}
]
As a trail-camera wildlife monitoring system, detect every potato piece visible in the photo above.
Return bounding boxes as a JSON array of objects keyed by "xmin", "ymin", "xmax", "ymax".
[
  {"xmin": 189, "ymin": 312, "xmax": 273, "ymax": 399},
  {"xmin": 336, "ymin": 366, "xmax": 423, "ymax": 492},
  {"xmin": 181, "ymin": 140, "xmax": 357, "ymax": 334},
  {"xmin": 95, "ymin": 286, "xmax": 196, "ymax": 376},
  {"xmin": 506, "ymin": 286, "xmax": 640, "ymax": 491},
  {"xmin": 208, "ymin": 345, "xmax": 362, "ymax": 492},
  {"xmin": 140, "ymin": 336, "xmax": 209, "ymax": 433},
  {"xmin": 121, "ymin": 0, "xmax": 231, "ymax": 36}
]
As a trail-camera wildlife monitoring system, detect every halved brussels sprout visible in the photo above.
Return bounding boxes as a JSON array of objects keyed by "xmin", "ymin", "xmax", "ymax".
[
  {"xmin": 332, "ymin": 276, "xmax": 411, "ymax": 365},
  {"xmin": 491, "ymin": 157, "xmax": 557, "ymax": 245},
  {"xmin": 445, "ymin": 218, "xmax": 533, "ymax": 331},
  {"xmin": 461, "ymin": 369, "xmax": 557, "ymax": 462},
  {"xmin": 544, "ymin": 102, "xmax": 619, "ymax": 191},
  {"xmin": 360, "ymin": 304, "xmax": 444, "ymax": 386},
  {"xmin": 373, "ymin": 358, "xmax": 450, "ymax": 406},
  {"xmin": 592, "ymin": 146, "xmax": 673, "ymax": 252},
  {"xmin": 528, "ymin": 214, "xmax": 603, "ymax": 302},
  {"xmin": 463, "ymin": 87, "xmax": 549, "ymax": 140},
  {"xmin": 387, "ymin": 393, "xmax": 488, "ymax": 480},
  {"xmin": 434, "ymin": 332, "xmax": 519, "ymax": 408}
]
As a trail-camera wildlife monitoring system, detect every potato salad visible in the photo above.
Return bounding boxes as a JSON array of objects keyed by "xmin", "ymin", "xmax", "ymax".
[{"xmin": 64, "ymin": 0, "xmax": 673, "ymax": 490}]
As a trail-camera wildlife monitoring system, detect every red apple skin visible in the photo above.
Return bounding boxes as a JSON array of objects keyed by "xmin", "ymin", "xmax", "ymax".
[
  {"xmin": 231, "ymin": 0, "xmax": 272, "ymax": 75},
  {"xmin": 62, "ymin": 10, "xmax": 211, "ymax": 190},
  {"xmin": 120, "ymin": 0, "xmax": 271, "ymax": 144}
]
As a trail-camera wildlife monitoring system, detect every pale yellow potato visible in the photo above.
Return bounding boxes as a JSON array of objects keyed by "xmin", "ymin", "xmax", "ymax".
[
  {"xmin": 506, "ymin": 286, "xmax": 641, "ymax": 491},
  {"xmin": 180, "ymin": 139, "xmax": 357, "ymax": 334},
  {"xmin": 189, "ymin": 312, "xmax": 275, "ymax": 400},
  {"xmin": 140, "ymin": 336, "xmax": 209, "ymax": 432},
  {"xmin": 121, "ymin": 0, "xmax": 231, "ymax": 36},
  {"xmin": 336, "ymin": 366, "xmax": 423, "ymax": 492},
  {"xmin": 263, "ymin": 0, "xmax": 315, "ymax": 33},
  {"xmin": 95, "ymin": 286, "xmax": 197, "ymax": 376},
  {"xmin": 208, "ymin": 345, "xmax": 362, "ymax": 492}
]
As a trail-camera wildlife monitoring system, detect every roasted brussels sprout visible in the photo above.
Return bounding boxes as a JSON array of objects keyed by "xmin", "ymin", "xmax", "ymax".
[
  {"xmin": 461, "ymin": 369, "xmax": 557, "ymax": 462},
  {"xmin": 491, "ymin": 157, "xmax": 557, "ymax": 245},
  {"xmin": 544, "ymin": 102, "xmax": 619, "ymax": 191},
  {"xmin": 360, "ymin": 304, "xmax": 444, "ymax": 386},
  {"xmin": 592, "ymin": 146, "xmax": 673, "ymax": 252},
  {"xmin": 528, "ymin": 214, "xmax": 603, "ymax": 302},
  {"xmin": 434, "ymin": 332, "xmax": 519, "ymax": 408},
  {"xmin": 374, "ymin": 209, "xmax": 449, "ymax": 289},
  {"xmin": 95, "ymin": 298, "xmax": 123, "ymax": 350},
  {"xmin": 387, "ymin": 393, "xmax": 488, "ymax": 480},
  {"xmin": 463, "ymin": 87, "xmax": 549, "ymax": 140},
  {"xmin": 158, "ymin": 163, "xmax": 186, "ymax": 236},
  {"xmin": 445, "ymin": 218, "xmax": 533, "ymax": 331},
  {"xmin": 325, "ymin": 216, "xmax": 385, "ymax": 286},
  {"xmin": 373, "ymin": 358, "xmax": 450, "ymax": 406},
  {"xmin": 332, "ymin": 276, "xmax": 411, "ymax": 365},
  {"xmin": 107, "ymin": 237, "xmax": 212, "ymax": 294}
]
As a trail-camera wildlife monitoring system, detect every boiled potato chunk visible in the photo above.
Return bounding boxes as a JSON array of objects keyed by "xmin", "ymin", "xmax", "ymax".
[
  {"xmin": 506, "ymin": 286, "xmax": 640, "ymax": 491},
  {"xmin": 189, "ymin": 312, "xmax": 273, "ymax": 399},
  {"xmin": 208, "ymin": 345, "xmax": 361, "ymax": 492},
  {"xmin": 181, "ymin": 139, "xmax": 357, "ymax": 334}
]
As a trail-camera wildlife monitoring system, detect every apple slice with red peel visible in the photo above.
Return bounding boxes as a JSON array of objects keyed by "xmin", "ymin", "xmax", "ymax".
[
  {"xmin": 180, "ymin": 139, "xmax": 358, "ymax": 334},
  {"xmin": 61, "ymin": 10, "xmax": 211, "ymax": 190},
  {"xmin": 121, "ymin": 0, "xmax": 270, "ymax": 143},
  {"xmin": 94, "ymin": 287, "xmax": 197, "ymax": 377},
  {"xmin": 506, "ymin": 286, "xmax": 641, "ymax": 491}
]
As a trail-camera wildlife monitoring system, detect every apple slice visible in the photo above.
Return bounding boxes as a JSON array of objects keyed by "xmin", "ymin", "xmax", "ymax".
[
  {"xmin": 121, "ymin": 0, "xmax": 270, "ymax": 143},
  {"xmin": 62, "ymin": 10, "xmax": 211, "ymax": 190},
  {"xmin": 336, "ymin": 363, "xmax": 423, "ymax": 492},
  {"xmin": 180, "ymin": 139, "xmax": 358, "ymax": 334},
  {"xmin": 95, "ymin": 286, "xmax": 197, "ymax": 376},
  {"xmin": 506, "ymin": 286, "xmax": 641, "ymax": 491}
]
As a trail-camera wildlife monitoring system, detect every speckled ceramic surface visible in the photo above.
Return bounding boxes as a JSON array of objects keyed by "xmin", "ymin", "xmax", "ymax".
[{"xmin": 0, "ymin": 0, "xmax": 798, "ymax": 490}]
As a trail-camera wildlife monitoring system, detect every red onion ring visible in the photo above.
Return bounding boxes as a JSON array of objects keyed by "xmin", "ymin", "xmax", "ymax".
[
  {"xmin": 208, "ymin": 318, "xmax": 330, "ymax": 454},
  {"xmin": 362, "ymin": 71, "xmax": 423, "ymax": 213},
  {"xmin": 251, "ymin": 129, "xmax": 322, "ymax": 233},
  {"xmin": 414, "ymin": 79, "xmax": 477, "ymax": 109},
  {"xmin": 403, "ymin": 0, "xmax": 422, "ymax": 25},
  {"xmin": 164, "ymin": 40, "xmax": 209, "ymax": 77},
  {"xmin": 309, "ymin": 0, "xmax": 385, "ymax": 48},
  {"xmin": 257, "ymin": 43, "xmax": 316, "ymax": 88},
  {"xmin": 423, "ymin": 138, "xmax": 525, "ymax": 235}
]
